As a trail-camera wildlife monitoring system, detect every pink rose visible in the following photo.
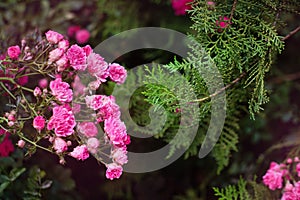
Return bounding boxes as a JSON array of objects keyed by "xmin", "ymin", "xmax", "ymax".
[
  {"xmin": 53, "ymin": 137, "xmax": 68, "ymax": 153},
  {"xmin": 70, "ymin": 145, "xmax": 89, "ymax": 160},
  {"xmin": 66, "ymin": 44, "xmax": 87, "ymax": 70},
  {"xmin": 87, "ymin": 137, "xmax": 100, "ymax": 154},
  {"xmin": 17, "ymin": 140, "xmax": 25, "ymax": 148},
  {"xmin": 77, "ymin": 122, "xmax": 98, "ymax": 137},
  {"xmin": 0, "ymin": 129, "xmax": 14, "ymax": 157},
  {"xmin": 55, "ymin": 54, "xmax": 69, "ymax": 72},
  {"xmin": 45, "ymin": 30, "xmax": 64, "ymax": 44},
  {"xmin": 72, "ymin": 75, "xmax": 86, "ymax": 96},
  {"xmin": 108, "ymin": 63, "xmax": 127, "ymax": 84},
  {"xmin": 33, "ymin": 87, "xmax": 42, "ymax": 96},
  {"xmin": 58, "ymin": 39, "xmax": 69, "ymax": 51},
  {"xmin": 111, "ymin": 147, "xmax": 128, "ymax": 165},
  {"xmin": 7, "ymin": 45, "xmax": 21, "ymax": 60},
  {"xmin": 216, "ymin": 16, "xmax": 231, "ymax": 29},
  {"xmin": 39, "ymin": 78, "xmax": 48, "ymax": 88},
  {"xmin": 105, "ymin": 163, "xmax": 123, "ymax": 180},
  {"xmin": 49, "ymin": 78, "xmax": 73, "ymax": 103},
  {"xmin": 33, "ymin": 116, "xmax": 45, "ymax": 131},
  {"xmin": 48, "ymin": 48, "xmax": 64, "ymax": 64},
  {"xmin": 67, "ymin": 25, "xmax": 81, "ymax": 38},
  {"xmin": 171, "ymin": 0, "xmax": 193, "ymax": 15},
  {"xmin": 87, "ymin": 52, "xmax": 109, "ymax": 82},
  {"xmin": 75, "ymin": 29, "xmax": 90, "ymax": 44},
  {"xmin": 262, "ymin": 162, "xmax": 285, "ymax": 190},
  {"xmin": 83, "ymin": 45, "xmax": 92, "ymax": 56},
  {"xmin": 47, "ymin": 104, "xmax": 76, "ymax": 137},
  {"xmin": 104, "ymin": 117, "xmax": 127, "ymax": 147}
]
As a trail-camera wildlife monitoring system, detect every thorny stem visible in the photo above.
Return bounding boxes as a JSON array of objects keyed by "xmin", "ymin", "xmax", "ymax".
[{"xmin": 191, "ymin": 72, "xmax": 246, "ymax": 103}]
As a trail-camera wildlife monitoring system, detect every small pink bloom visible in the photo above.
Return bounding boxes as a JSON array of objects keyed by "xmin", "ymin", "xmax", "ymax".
[
  {"xmin": 66, "ymin": 44, "xmax": 87, "ymax": 70},
  {"xmin": 45, "ymin": 30, "xmax": 64, "ymax": 44},
  {"xmin": 83, "ymin": 45, "xmax": 92, "ymax": 56},
  {"xmin": 33, "ymin": 87, "xmax": 42, "ymax": 96},
  {"xmin": 72, "ymin": 103, "xmax": 81, "ymax": 114},
  {"xmin": 53, "ymin": 137, "xmax": 68, "ymax": 153},
  {"xmin": 55, "ymin": 54, "xmax": 69, "ymax": 72},
  {"xmin": 87, "ymin": 137, "xmax": 100, "ymax": 154},
  {"xmin": 7, "ymin": 121, "xmax": 14, "ymax": 127},
  {"xmin": 72, "ymin": 75, "xmax": 86, "ymax": 96},
  {"xmin": 50, "ymin": 78, "xmax": 73, "ymax": 103},
  {"xmin": 70, "ymin": 145, "xmax": 89, "ymax": 160},
  {"xmin": 87, "ymin": 52, "xmax": 109, "ymax": 82},
  {"xmin": 17, "ymin": 75, "xmax": 28, "ymax": 86},
  {"xmin": 287, "ymin": 158, "xmax": 293, "ymax": 164},
  {"xmin": 77, "ymin": 122, "xmax": 98, "ymax": 137},
  {"xmin": 171, "ymin": 0, "xmax": 193, "ymax": 16},
  {"xmin": 296, "ymin": 163, "xmax": 300, "ymax": 177},
  {"xmin": 104, "ymin": 117, "xmax": 127, "ymax": 147},
  {"xmin": 262, "ymin": 162, "xmax": 285, "ymax": 190},
  {"xmin": 58, "ymin": 39, "xmax": 69, "ymax": 51},
  {"xmin": 207, "ymin": 1, "xmax": 215, "ymax": 6},
  {"xmin": 295, "ymin": 157, "xmax": 300, "ymax": 162},
  {"xmin": 216, "ymin": 16, "xmax": 231, "ymax": 29},
  {"xmin": 7, "ymin": 45, "xmax": 21, "ymax": 60},
  {"xmin": 39, "ymin": 78, "xmax": 48, "ymax": 88},
  {"xmin": 7, "ymin": 114, "xmax": 15, "ymax": 121},
  {"xmin": 17, "ymin": 140, "xmax": 25, "ymax": 148},
  {"xmin": 48, "ymin": 48, "xmax": 64, "ymax": 64},
  {"xmin": 106, "ymin": 163, "xmax": 123, "ymax": 180},
  {"xmin": 111, "ymin": 147, "xmax": 128, "ymax": 165},
  {"xmin": 108, "ymin": 63, "xmax": 127, "ymax": 84},
  {"xmin": 0, "ymin": 129, "xmax": 14, "ymax": 157},
  {"xmin": 33, "ymin": 116, "xmax": 45, "ymax": 131},
  {"xmin": 75, "ymin": 29, "xmax": 90, "ymax": 44},
  {"xmin": 67, "ymin": 25, "xmax": 81, "ymax": 38}
]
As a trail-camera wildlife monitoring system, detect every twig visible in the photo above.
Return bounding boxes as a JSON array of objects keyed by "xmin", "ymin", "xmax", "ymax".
[
  {"xmin": 229, "ymin": 0, "xmax": 238, "ymax": 21},
  {"xmin": 269, "ymin": 71, "xmax": 300, "ymax": 84},
  {"xmin": 282, "ymin": 25, "xmax": 300, "ymax": 41},
  {"xmin": 191, "ymin": 72, "xmax": 246, "ymax": 103}
]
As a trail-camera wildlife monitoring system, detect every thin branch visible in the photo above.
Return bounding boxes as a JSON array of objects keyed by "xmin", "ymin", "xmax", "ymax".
[
  {"xmin": 269, "ymin": 71, "xmax": 300, "ymax": 84},
  {"xmin": 282, "ymin": 25, "xmax": 300, "ymax": 41},
  {"xmin": 229, "ymin": 0, "xmax": 238, "ymax": 21},
  {"xmin": 191, "ymin": 72, "xmax": 246, "ymax": 103}
]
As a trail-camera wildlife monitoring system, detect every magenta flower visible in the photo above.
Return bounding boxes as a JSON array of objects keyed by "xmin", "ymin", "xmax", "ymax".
[
  {"xmin": 262, "ymin": 161, "xmax": 285, "ymax": 190},
  {"xmin": 33, "ymin": 116, "xmax": 45, "ymax": 131},
  {"xmin": 66, "ymin": 44, "xmax": 87, "ymax": 71},
  {"xmin": 7, "ymin": 45, "xmax": 21, "ymax": 60},
  {"xmin": 77, "ymin": 122, "xmax": 98, "ymax": 137},
  {"xmin": 50, "ymin": 78, "xmax": 73, "ymax": 103},
  {"xmin": 108, "ymin": 63, "xmax": 127, "ymax": 84},
  {"xmin": 75, "ymin": 29, "xmax": 90, "ymax": 44},
  {"xmin": 104, "ymin": 117, "xmax": 127, "ymax": 147},
  {"xmin": 216, "ymin": 16, "xmax": 231, "ymax": 29},
  {"xmin": 70, "ymin": 145, "xmax": 89, "ymax": 160},
  {"xmin": 39, "ymin": 78, "xmax": 48, "ymax": 88},
  {"xmin": 45, "ymin": 30, "xmax": 64, "ymax": 44},
  {"xmin": 105, "ymin": 163, "xmax": 123, "ymax": 180},
  {"xmin": 0, "ymin": 129, "xmax": 14, "ymax": 157},
  {"xmin": 67, "ymin": 25, "xmax": 81, "ymax": 38},
  {"xmin": 171, "ymin": 0, "xmax": 193, "ymax": 16}
]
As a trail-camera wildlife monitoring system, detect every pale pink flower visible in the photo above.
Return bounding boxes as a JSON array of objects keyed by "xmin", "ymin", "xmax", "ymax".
[
  {"xmin": 108, "ymin": 63, "xmax": 127, "ymax": 84},
  {"xmin": 87, "ymin": 137, "xmax": 100, "ymax": 154},
  {"xmin": 58, "ymin": 39, "xmax": 69, "ymax": 51},
  {"xmin": 72, "ymin": 75, "xmax": 86, "ymax": 96},
  {"xmin": 17, "ymin": 140, "xmax": 25, "ymax": 148},
  {"xmin": 67, "ymin": 25, "xmax": 81, "ymax": 38},
  {"xmin": 262, "ymin": 161, "xmax": 285, "ymax": 190},
  {"xmin": 7, "ymin": 45, "xmax": 21, "ymax": 60},
  {"xmin": 72, "ymin": 103, "xmax": 81, "ymax": 114},
  {"xmin": 39, "ymin": 78, "xmax": 48, "ymax": 88},
  {"xmin": 33, "ymin": 87, "xmax": 42, "ymax": 96},
  {"xmin": 106, "ymin": 163, "xmax": 123, "ymax": 180},
  {"xmin": 49, "ymin": 78, "xmax": 73, "ymax": 103},
  {"xmin": 66, "ymin": 44, "xmax": 87, "ymax": 70},
  {"xmin": 33, "ymin": 116, "xmax": 45, "ymax": 131},
  {"xmin": 55, "ymin": 54, "xmax": 68, "ymax": 72},
  {"xmin": 48, "ymin": 48, "xmax": 64, "ymax": 64},
  {"xmin": 87, "ymin": 52, "xmax": 109, "ymax": 82},
  {"xmin": 111, "ymin": 147, "xmax": 128, "ymax": 165},
  {"xmin": 207, "ymin": 1, "xmax": 215, "ymax": 6},
  {"xmin": 77, "ymin": 122, "xmax": 98, "ymax": 137},
  {"xmin": 75, "ymin": 29, "xmax": 90, "ymax": 44},
  {"xmin": 53, "ymin": 137, "xmax": 68, "ymax": 153},
  {"xmin": 45, "ymin": 30, "xmax": 64, "ymax": 44},
  {"xmin": 171, "ymin": 0, "xmax": 193, "ymax": 15},
  {"xmin": 47, "ymin": 104, "xmax": 76, "ymax": 137},
  {"xmin": 7, "ymin": 121, "xmax": 14, "ymax": 127},
  {"xmin": 70, "ymin": 145, "xmax": 89, "ymax": 160}
]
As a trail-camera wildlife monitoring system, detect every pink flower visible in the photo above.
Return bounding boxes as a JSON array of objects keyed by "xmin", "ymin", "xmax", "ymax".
[
  {"xmin": 111, "ymin": 147, "xmax": 128, "ymax": 165},
  {"xmin": 47, "ymin": 104, "xmax": 76, "ymax": 137},
  {"xmin": 17, "ymin": 140, "xmax": 25, "ymax": 148},
  {"xmin": 104, "ymin": 117, "xmax": 127, "ymax": 147},
  {"xmin": 58, "ymin": 39, "xmax": 69, "ymax": 51},
  {"xmin": 50, "ymin": 78, "xmax": 73, "ymax": 103},
  {"xmin": 216, "ymin": 16, "xmax": 231, "ymax": 29},
  {"xmin": 39, "ymin": 78, "xmax": 48, "ymax": 88},
  {"xmin": 262, "ymin": 162, "xmax": 285, "ymax": 190},
  {"xmin": 67, "ymin": 25, "xmax": 81, "ymax": 38},
  {"xmin": 207, "ymin": 1, "xmax": 215, "ymax": 6},
  {"xmin": 53, "ymin": 137, "xmax": 68, "ymax": 153},
  {"xmin": 17, "ymin": 75, "xmax": 28, "ymax": 86},
  {"xmin": 106, "ymin": 163, "xmax": 123, "ymax": 180},
  {"xmin": 70, "ymin": 145, "xmax": 89, "ymax": 160},
  {"xmin": 0, "ymin": 129, "xmax": 14, "ymax": 157},
  {"xmin": 108, "ymin": 63, "xmax": 127, "ymax": 84},
  {"xmin": 83, "ymin": 45, "xmax": 92, "ymax": 56},
  {"xmin": 55, "ymin": 54, "xmax": 69, "ymax": 72},
  {"xmin": 87, "ymin": 137, "xmax": 100, "ymax": 154},
  {"xmin": 45, "ymin": 30, "xmax": 64, "ymax": 44},
  {"xmin": 171, "ymin": 0, "xmax": 193, "ymax": 15},
  {"xmin": 296, "ymin": 163, "xmax": 300, "ymax": 177},
  {"xmin": 281, "ymin": 182, "xmax": 296, "ymax": 200},
  {"xmin": 66, "ymin": 44, "xmax": 87, "ymax": 70},
  {"xmin": 33, "ymin": 87, "xmax": 42, "ymax": 96},
  {"xmin": 72, "ymin": 103, "xmax": 81, "ymax": 114},
  {"xmin": 7, "ymin": 45, "xmax": 21, "ymax": 60},
  {"xmin": 87, "ymin": 52, "xmax": 109, "ymax": 82},
  {"xmin": 77, "ymin": 122, "xmax": 98, "ymax": 137},
  {"xmin": 75, "ymin": 29, "xmax": 90, "ymax": 44},
  {"xmin": 33, "ymin": 116, "xmax": 45, "ymax": 131},
  {"xmin": 72, "ymin": 75, "xmax": 86, "ymax": 96},
  {"xmin": 48, "ymin": 48, "xmax": 64, "ymax": 64}
]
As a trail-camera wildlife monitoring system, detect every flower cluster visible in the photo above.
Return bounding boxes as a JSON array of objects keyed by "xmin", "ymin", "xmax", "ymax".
[
  {"xmin": 0, "ymin": 29, "xmax": 129, "ymax": 180},
  {"xmin": 263, "ymin": 158, "xmax": 300, "ymax": 199},
  {"xmin": 171, "ymin": 0, "xmax": 193, "ymax": 16}
]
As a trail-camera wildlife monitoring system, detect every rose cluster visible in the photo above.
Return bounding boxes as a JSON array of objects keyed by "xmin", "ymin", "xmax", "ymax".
[
  {"xmin": 0, "ymin": 30, "xmax": 129, "ymax": 180},
  {"xmin": 263, "ymin": 158, "xmax": 300, "ymax": 199}
]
